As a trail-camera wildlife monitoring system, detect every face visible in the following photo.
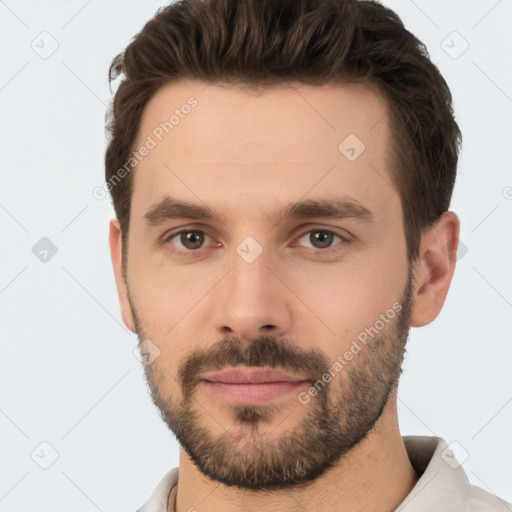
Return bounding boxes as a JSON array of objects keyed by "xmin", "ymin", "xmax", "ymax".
[{"xmin": 115, "ymin": 79, "xmax": 413, "ymax": 489}]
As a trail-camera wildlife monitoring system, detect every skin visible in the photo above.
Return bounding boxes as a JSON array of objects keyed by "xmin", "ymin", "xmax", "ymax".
[{"xmin": 109, "ymin": 78, "xmax": 460, "ymax": 512}]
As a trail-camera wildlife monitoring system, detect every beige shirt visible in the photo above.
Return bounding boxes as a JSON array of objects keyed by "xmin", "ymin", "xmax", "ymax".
[{"xmin": 136, "ymin": 436, "xmax": 511, "ymax": 512}]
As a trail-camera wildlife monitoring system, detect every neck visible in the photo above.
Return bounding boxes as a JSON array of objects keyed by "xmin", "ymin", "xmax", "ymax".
[{"xmin": 172, "ymin": 395, "xmax": 419, "ymax": 512}]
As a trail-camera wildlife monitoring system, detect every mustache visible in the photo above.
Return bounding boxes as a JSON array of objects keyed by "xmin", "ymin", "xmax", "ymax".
[{"xmin": 178, "ymin": 335, "xmax": 331, "ymax": 399}]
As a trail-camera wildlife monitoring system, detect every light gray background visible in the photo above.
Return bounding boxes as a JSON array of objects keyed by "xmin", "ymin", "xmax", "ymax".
[{"xmin": 1, "ymin": 0, "xmax": 511, "ymax": 510}]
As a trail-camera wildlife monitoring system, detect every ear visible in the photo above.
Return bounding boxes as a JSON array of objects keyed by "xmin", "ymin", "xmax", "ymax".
[
  {"xmin": 409, "ymin": 211, "xmax": 460, "ymax": 327},
  {"xmin": 109, "ymin": 218, "xmax": 136, "ymax": 333}
]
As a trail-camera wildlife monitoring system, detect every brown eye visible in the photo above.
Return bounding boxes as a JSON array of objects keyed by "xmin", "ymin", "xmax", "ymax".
[
  {"xmin": 181, "ymin": 231, "xmax": 205, "ymax": 249},
  {"xmin": 167, "ymin": 230, "xmax": 211, "ymax": 251},
  {"xmin": 296, "ymin": 229, "xmax": 345, "ymax": 250}
]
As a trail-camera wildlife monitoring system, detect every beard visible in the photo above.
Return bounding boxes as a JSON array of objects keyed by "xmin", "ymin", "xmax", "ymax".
[{"xmin": 129, "ymin": 274, "xmax": 413, "ymax": 491}]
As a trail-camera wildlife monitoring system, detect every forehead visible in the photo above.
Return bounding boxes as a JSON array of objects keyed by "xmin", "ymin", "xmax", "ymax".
[{"xmin": 130, "ymin": 78, "xmax": 398, "ymax": 224}]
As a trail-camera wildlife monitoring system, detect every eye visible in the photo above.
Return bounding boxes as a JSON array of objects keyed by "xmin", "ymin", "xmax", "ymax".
[
  {"xmin": 163, "ymin": 227, "xmax": 349, "ymax": 255},
  {"xmin": 295, "ymin": 229, "xmax": 347, "ymax": 250},
  {"xmin": 165, "ymin": 229, "xmax": 214, "ymax": 251}
]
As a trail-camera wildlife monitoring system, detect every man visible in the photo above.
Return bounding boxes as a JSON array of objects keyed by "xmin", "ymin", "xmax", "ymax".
[{"xmin": 105, "ymin": 0, "xmax": 511, "ymax": 510}]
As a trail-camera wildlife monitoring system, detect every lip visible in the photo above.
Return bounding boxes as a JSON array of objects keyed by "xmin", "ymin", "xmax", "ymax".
[
  {"xmin": 200, "ymin": 368, "xmax": 310, "ymax": 405},
  {"xmin": 200, "ymin": 367, "xmax": 308, "ymax": 384}
]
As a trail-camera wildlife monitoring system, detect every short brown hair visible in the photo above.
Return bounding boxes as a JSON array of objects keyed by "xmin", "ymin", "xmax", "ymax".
[{"xmin": 105, "ymin": 0, "xmax": 461, "ymax": 265}]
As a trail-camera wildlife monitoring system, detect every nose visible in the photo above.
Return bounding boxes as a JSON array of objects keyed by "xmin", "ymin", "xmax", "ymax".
[{"xmin": 212, "ymin": 247, "xmax": 293, "ymax": 341}]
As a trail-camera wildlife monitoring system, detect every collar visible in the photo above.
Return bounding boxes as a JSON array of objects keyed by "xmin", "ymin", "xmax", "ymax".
[{"xmin": 396, "ymin": 435, "xmax": 470, "ymax": 511}]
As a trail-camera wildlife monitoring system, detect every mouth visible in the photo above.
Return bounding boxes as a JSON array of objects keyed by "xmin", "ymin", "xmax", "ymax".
[{"xmin": 200, "ymin": 367, "xmax": 310, "ymax": 404}]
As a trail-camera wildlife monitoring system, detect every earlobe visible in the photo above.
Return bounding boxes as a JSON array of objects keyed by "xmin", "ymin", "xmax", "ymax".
[
  {"xmin": 409, "ymin": 211, "xmax": 460, "ymax": 328},
  {"xmin": 109, "ymin": 218, "xmax": 136, "ymax": 333}
]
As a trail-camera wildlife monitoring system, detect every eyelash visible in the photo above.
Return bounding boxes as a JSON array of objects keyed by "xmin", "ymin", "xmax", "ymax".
[{"xmin": 162, "ymin": 227, "xmax": 351, "ymax": 255}]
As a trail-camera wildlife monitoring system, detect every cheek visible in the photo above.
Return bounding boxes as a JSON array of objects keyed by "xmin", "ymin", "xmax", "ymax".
[
  {"xmin": 130, "ymin": 250, "xmax": 218, "ymax": 324},
  {"xmin": 287, "ymin": 254, "xmax": 406, "ymax": 348},
  {"xmin": 154, "ymin": 326, "xmax": 195, "ymax": 383},
  {"xmin": 128, "ymin": 260, "xmax": 218, "ymax": 371}
]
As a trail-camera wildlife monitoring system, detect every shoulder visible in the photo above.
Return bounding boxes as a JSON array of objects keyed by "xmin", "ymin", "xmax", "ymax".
[
  {"xmin": 466, "ymin": 484, "xmax": 512, "ymax": 511},
  {"xmin": 399, "ymin": 436, "xmax": 511, "ymax": 511}
]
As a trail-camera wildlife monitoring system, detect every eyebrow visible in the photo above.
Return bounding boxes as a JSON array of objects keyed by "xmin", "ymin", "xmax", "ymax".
[{"xmin": 143, "ymin": 195, "xmax": 376, "ymax": 227}]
